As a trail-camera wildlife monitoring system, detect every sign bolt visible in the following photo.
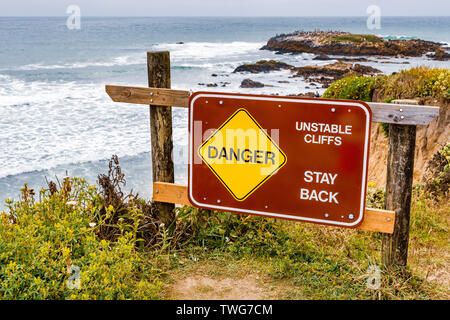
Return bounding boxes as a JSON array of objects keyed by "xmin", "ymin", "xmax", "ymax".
[
  {"xmin": 348, "ymin": 213, "xmax": 354, "ymax": 220},
  {"xmin": 324, "ymin": 213, "xmax": 329, "ymax": 218},
  {"xmin": 331, "ymin": 108, "xmax": 336, "ymax": 112},
  {"xmin": 217, "ymin": 199, "xmax": 221, "ymax": 203},
  {"xmin": 219, "ymin": 100, "xmax": 223, "ymax": 105}
]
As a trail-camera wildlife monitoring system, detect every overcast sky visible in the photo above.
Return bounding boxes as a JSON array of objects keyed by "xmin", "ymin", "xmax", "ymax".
[{"xmin": 1, "ymin": 0, "xmax": 449, "ymax": 16}]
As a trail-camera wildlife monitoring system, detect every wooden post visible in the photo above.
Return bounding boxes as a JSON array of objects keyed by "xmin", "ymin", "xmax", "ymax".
[
  {"xmin": 147, "ymin": 51, "xmax": 175, "ymax": 225},
  {"xmin": 381, "ymin": 103, "xmax": 417, "ymax": 266}
]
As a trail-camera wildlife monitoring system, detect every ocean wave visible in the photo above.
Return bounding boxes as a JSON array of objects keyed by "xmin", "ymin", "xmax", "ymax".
[
  {"xmin": 6, "ymin": 41, "xmax": 263, "ymax": 71},
  {"xmin": 0, "ymin": 75, "xmax": 188, "ymax": 179},
  {"xmin": 8, "ymin": 54, "xmax": 146, "ymax": 71},
  {"xmin": 152, "ymin": 41, "xmax": 264, "ymax": 60}
]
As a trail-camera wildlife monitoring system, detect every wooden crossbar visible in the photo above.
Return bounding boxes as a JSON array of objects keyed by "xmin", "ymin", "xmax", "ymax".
[
  {"xmin": 105, "ymin": 85, "xmax": 439, "ymax": 125},
  {"xmin": 152, "ymin": 182, "xmax": 395, "ymax": 234}
]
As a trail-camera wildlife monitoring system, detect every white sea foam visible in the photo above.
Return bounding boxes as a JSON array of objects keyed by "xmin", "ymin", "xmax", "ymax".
[
  {"xmin": 7, "ymin": 41, "xmax": 263, "ymax": 71},
  {"xmin": 0, "ymin": 74, "xmax": 188, "ymax": 179},
  {"xmin": 378, "ymin": 34, "xmax": 418, "ymax": 40},
  {"xmin": 10, "ymin": 54, "xmax": 146, "ymax": 71},
  {"xmin": 153, "ymin": 41, "xmax": 264, "ymax": 60}
]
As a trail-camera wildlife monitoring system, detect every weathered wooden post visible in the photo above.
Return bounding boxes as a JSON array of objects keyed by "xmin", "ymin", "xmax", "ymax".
[
  {"xmin": 147, "ymin": 51, "xmax": 175, "ymax": 225},
  {"xmin": 381, "ymin": 100, "xmax": 417, "ymax": 267}
]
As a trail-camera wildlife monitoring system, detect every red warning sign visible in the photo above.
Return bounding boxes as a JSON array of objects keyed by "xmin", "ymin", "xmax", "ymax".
[{"xmin": 188, "ymin": 92, "xmax": 371, "ymax": 228}]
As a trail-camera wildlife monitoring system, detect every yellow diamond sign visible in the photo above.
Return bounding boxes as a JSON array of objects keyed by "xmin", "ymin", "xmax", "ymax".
[{"xmin": 198, "ymin": 108, "xmax": 287, "ymax": 201}]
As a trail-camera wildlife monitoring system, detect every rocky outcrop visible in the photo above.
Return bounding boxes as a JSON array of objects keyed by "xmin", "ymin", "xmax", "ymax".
[
  {"xmin": 233, "ymin": 60, "xmax": 293, "ymax": 73},
  {"xmin": 240, "ymin": 78, "xmax": 265, "ymax": 88},
  {"xmin": 312, "ymin": 54, "xmax": 333, "ymax": 60},
  {"xmin": 292, "ymin": 61, "xmax": 381, "ymax": 87},
  {"xmin": 288, "ymin": 92, "xmax": 319, "ymax": 98},
  {"xmin": 427, "ymin": 48, "xmax": 450, "ymax": 61},
  {"xmin": 261, "ymin": 31, "xmax": 443, "ymax": 57}
]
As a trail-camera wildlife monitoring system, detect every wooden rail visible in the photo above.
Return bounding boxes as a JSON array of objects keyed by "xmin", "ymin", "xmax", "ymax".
[
  {"xmin": 106, "ymin": 85, "xmax": 440, "ymax": 125},
  {"xmin": 152, "ymin": 182, "xmax": 396, "ymax": 234}
]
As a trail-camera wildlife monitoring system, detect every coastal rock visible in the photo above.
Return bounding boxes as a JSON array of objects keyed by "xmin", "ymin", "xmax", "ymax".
[
  {"xmin": 288, "ymin": 92, "xmax": 317, "ymax": 98},
  {"xmin": 240, "ymin": 78, "xmax": 265, "ymax": 88},
  {"xmin": 338, "ymin": 57, "xmax": 372, "ymax": 62},
  {"xmin": 291, "ymin": 61, "xmax": 381, "ymax": 86},
  {"xmin": 312, "ymin": 54, "xmax": 332, "ymax": 60},
  {"xmin": 313, "ymin": 54, "xmax": 373, "ymax": 63},
  {"xmin": 427, "ymin": 48, "xmax": 450, "ymax": 61},
  {"xmin": 233, "ymin": 60, "xmax": 293, "ymax": 73},
  {"xmin": 261, "ymin": 31, "xmax": 443, "ymax": 57}
]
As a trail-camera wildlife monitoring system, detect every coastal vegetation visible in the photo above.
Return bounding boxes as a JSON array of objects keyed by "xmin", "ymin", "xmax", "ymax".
[
  {"xmin": 326, "ymin": 34, "xmax": 383, "ymax": 44},
  {"xmin": 322, "ymin": 67, "xmax": 450, "ymax": 136},
  {"xmin": 0, "ymin": 154, "xmax": 448, "ymax": 300},
  {"xmin": 323, "ymin": 67, "xmax": 450, "ymax": 101}
]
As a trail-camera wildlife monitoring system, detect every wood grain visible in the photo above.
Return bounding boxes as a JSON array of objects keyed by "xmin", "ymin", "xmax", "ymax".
[
  {"xmin": 147, "ymin": 52, "xmax": 175, "ymax": 225},
  {"xmin": 152, "ymin": 182, "xmax": 395, "ymax": 234},
  {"xmin": 105, "ymin": 85, "xmax": 439, "ymax": 125},
  {"xmin": 105, "ymin": 85, "xmax": 190, "ymax": 107},
  {"xmin": 369, "ymin": 102, "xmax": 439, "ymax": 125},
  {"xmin": 382, "ymin": 124, "xmax": 416, "ymax": 266}
]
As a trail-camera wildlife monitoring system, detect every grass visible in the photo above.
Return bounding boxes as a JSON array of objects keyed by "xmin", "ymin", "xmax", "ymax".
[
  {"xmin": 164, "ymin": 187, "xmax": 448, "ymax": 300},
  {"xmin": 326, "ymin": 34, "xmax": 384, "ymax": 44}
]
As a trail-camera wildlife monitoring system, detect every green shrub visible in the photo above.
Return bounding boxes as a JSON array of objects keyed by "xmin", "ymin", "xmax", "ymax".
[
  {"xmin": 366, "ymin": 185, "xmax": 385, "ymax": 209},
  {"xmin": 377, "ymin": 67, "xmax": 450, "ymax": 100},
  {"xmin": 323, "ymin": 67, "xmax": 450, "ymax": 102},
  {"xmin": 0, "ymin": 178, "xmax": 163, "ymax": 300},
  {"xmin": 329, "ymin": 34, "xmax": 383, "ymax": 44},
  {"xmin": 322, "ymin": 76, "xmax": 381, "ymax": 102},
  {"xmin": 323, "ymin": 68, "xmax": 450, "ymax": 138},
  {"xmin": 177, "ymin": 206, "xmax": 290, "ymax": 258}
]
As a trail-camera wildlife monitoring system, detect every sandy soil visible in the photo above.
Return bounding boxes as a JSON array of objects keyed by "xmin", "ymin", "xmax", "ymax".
[{"xmin": 168, "ymin": 273, "xmax": 278, "ymax": 300}]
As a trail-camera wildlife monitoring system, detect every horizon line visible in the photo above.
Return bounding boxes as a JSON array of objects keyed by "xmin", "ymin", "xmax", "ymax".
[{"xmin": 1, "ymin": 15, "xmax": 449, "ymax": 18}]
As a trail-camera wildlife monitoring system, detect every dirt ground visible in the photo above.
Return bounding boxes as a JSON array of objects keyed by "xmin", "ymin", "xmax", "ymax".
[{"xmin": 168, "ymin": 274, "xmax": 277, "ymax": 300}]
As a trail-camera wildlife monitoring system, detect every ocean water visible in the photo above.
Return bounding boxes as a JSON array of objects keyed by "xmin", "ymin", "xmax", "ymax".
[{"xmin": 0, "ymin": 16, "xmax": 449, "ymax": 206}]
